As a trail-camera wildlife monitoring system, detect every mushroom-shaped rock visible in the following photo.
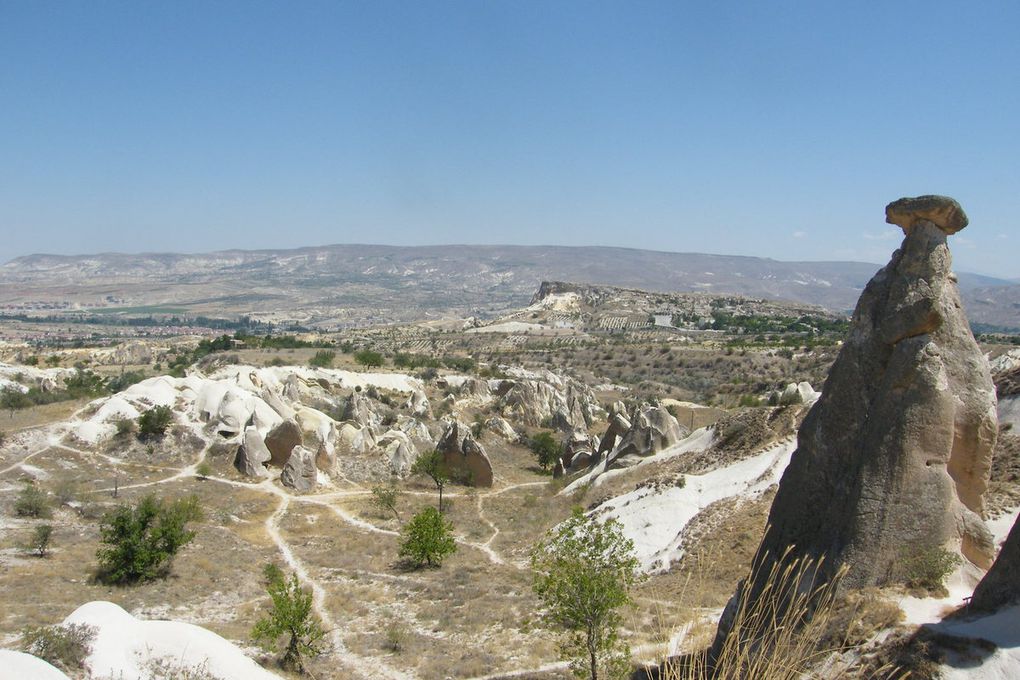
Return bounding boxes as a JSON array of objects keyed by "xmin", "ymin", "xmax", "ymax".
[
  {"xmin": 265, "ymin": 419, "xmax": 303, "ymax": 467},
  {"xmin": 436, "ymin": 420, "xmax": 494, "ymax": 487},
  {"xmin": 885, "ymin": 194, "xmax": 968, "ymax": 235},
  {"xmin": 281, "ymin": 445, "xmax": 318, "ymax": 492},
  {"xmin": 709, "ymin": 196, "xmax": 998, "ymax": 663},
  {"xmin": 234, "ymin": 426, "xmax": 271, "ymax": 477}
]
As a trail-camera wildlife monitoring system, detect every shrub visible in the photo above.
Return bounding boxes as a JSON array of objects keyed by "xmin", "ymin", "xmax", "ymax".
[
  {"xmin": 902, "ymin": 546, "xmax": 962, "ymax": 594},
  {"xmin": 26, "ymin": 524, "xmax": 54, "ymax": 557},
  {"xmin": 21, "ymin": 623, "xmax": 97, "ymax": 674},
  {"xmin": 309, "ymin": 350, "xmax": 336, "ymax": 368},
  {"xmin": 96, "ymin": 494, "xmax": 202, "ymax": 584},
  {"xmin": 399, "ymin": 506, "xmax": 457, "ymax": 568},
  {"xmin": 14, "ymin": 481, "xmax": 52, "ymax": 518},
  {"xmin": 195, "ymin": 461, "xmax": 213, "ymax": 479},
  {"xmin": 353, "ymin": 349, "xmax": 384, "ymax": 368},
  {"xmin": 137, "ymin": 405, "xmax": 173, "ymax": 440},
  {"xmin": 106, "ymin": 371, "xmax": 146, "ymax": 393},
  {"xmin": 115, "ymin": 417, "xmax": 136, "ymax": 436},
  {"xmin": 251, "ymin": 564, "xmax": 326, "ymax": 671}
]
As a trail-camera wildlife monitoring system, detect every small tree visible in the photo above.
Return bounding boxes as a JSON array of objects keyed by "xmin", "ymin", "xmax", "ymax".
[
  {"xmin": 399, "ymin": 506, "xmax": 456, "ymax": 568},
  {"xmin": 371, "ymin": 483, "xmax": 401, "ymax": 521},
  {"xmin": 530, "ymin": 508, "xmax": 644, "ymax": 680},
  {"xmin": 529, "ymin": 431, "xmax": 561, "ymax": 472},
  {"xmin": 309, "ymin": 350, "xmax": 336, "ymax": 368},
  {"xmin": 96, "ymin": 494, "xmax": 202, "ymax": 584},
  {"xmin": 27, "ymin": 524, "xmax": 54, "ymax": 557},
  {"xmin": 137, "ymin": 405, "xmax": 173, "ymax": 440},
  {"xmin": 195, "ymin": 461, "xmax": 213, "ymax": 480},
  {"xmin": 411, "ymin": 450, "xmax": 450, "ymax": 511},
  {"xmin": 15, "ymin": 481, "xmax": 52, "ymax": 518},
  {"xmin": 252, "ymin": 564, "xmax": 327, "ymax": 672},
  {"xmin": 353, "ymin": 349, "xmax": 384, "ymax": 368}
]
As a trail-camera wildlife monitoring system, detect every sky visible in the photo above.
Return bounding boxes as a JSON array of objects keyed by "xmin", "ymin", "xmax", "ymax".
[{"xmin": 1, "ymin": 1, "xmax": 1018, "ymax": 278}]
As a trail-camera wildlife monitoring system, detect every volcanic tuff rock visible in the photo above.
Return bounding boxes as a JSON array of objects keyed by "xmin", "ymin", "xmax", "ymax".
[
  {"xmin": 280, "ymin": 445, "xmax": 318, "ymax": 492},
  {"xmin": 712, "ymin": 196, "xmax": 998, "ymax": 656},
  {"xmin": 436, "ymin": 420, "xmax": 494, "ymax": 487},
  {"xmin": 606, "ymin": 404, "xmax": 686, "ymax": 470},
  {"xmin": 264, "ymin": 419, "xmax": 303, "ymax": 467},
  {"xmin": 234, "ymin": 426, "xmax": 271, "ymax": 477}
]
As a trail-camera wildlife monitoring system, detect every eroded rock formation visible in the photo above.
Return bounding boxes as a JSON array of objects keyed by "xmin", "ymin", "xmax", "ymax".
[
  {"xmin": 436, "ymin": 420, "xmax": 494, "ymax": 487},
  {"xmin": 712, "ymin": 196, "xmax": 998, "ymax": 655}
]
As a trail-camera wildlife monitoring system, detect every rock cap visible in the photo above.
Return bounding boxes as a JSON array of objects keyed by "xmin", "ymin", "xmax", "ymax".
[{"xmin": 885, "ymin": 195, "xmax": 968, "ymax": 235}]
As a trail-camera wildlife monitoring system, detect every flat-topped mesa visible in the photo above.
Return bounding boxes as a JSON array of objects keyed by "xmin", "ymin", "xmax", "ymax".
[{"xmin": 885, "ymin": 194, "xmax": 969, "ymax": 235}]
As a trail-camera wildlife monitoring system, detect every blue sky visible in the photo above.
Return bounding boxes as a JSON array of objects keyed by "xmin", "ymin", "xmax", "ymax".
[{"xmin": 1, "ymin": 1, "xmax": 1017, "ymax": 278}]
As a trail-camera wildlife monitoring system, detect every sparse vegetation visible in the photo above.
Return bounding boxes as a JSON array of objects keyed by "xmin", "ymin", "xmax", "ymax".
[
  {"xmin": 96, "ymin": 494, "xmax": 202, "ymax": 584},
  {"xmin": 21, "ymin": 623, "xmax": 97, "ymax": 675},
  {"xmin": 252, "ymin": 563, "xmax": 327, "ymax": 672},
  {"xmin": 399, "ymin": 506, "xmax": 457, "ymax": 568},
  {"xmin": 901, "ymin": 546, "xmax": 962, "ymax": 595},
  {"xmin": 370, "ymin": 483, "xmax": 401, "ymax": 520},
  {"xmin": 530, "ymin": 507, "xmax": 644, "ymax": 680}
]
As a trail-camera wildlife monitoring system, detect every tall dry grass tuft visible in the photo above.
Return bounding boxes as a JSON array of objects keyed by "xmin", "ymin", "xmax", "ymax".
[{"xmin": 656, "ymin": 546, "xmax": 907, "ymax": 680}]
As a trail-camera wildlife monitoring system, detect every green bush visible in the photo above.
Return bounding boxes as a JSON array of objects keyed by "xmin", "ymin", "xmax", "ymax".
[
  {"xmin": 137, "ymin": 405, "xmax": 173, "ymax": 440},
  {"xmin": 309, "ymin": 350, "xmax": 336, "ymax": 368},
  {"xmin": 21, "ymin": 623, "xmax": 97, "ymax": 674},
  {"xmin": 399, "ymin": 506, "xmax": 456, "ymax": 568},
  {"xmin": 902, "ymin": 546, "xmax": 962, "ymax": 594},
  {"xmin": 26, "ymin": 524, "xmax": 54, "ymax": 557},
  {"xmin": 14, "ymin": 481, "xmax": 51, "ymax": 518},
  {"xmin": 96, "ymin": 494, "xmax": 202, "ymax": 584},
  {"xmin": 353, "ymin": 349, "xmax": 384, "ymax": 368}
]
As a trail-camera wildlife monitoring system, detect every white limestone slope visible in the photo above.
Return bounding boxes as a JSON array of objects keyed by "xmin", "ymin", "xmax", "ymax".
[
  {"xmin": 63, "ymin": 601, "xmax": 281, "ymax": 679},
  {"xmin": 0, "ymin": 650, "xmax": 72, "ymax": 680},
  {"xmin": 936, "ymin": 605, "xmax": 1020, "ymax": 680},
  {"xmin": 592, "ymin": 438, "xmax": 796, "ymax": 572}
]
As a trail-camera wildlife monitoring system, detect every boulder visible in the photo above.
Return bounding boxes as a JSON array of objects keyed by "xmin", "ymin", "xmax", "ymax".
[
  {"xmin": 234, "ymin": 426, "xmax": 271, "ymax": 477},
  {"xmin": 561, "ymin": 429, "xmax": 596, "ymax": 472},
  {"xmin": 265, "ymin": 419, "xmax": 303, "ymax": 467},
  {"xmin": 436, "ymin": 420, "xmax": 494, "ymax": 487},
  {"xmin": 711, "ymin": 196, "xmax": 998, "ymax": 659},
  {"xmin": 606, "ymin": 404, "xmax": 685, "ymax": 470},
  {"xmin": 280, "ymin": 445, "xmax": 317, "ymax": 492},
  {"xmin": 778, "ymin": 381, "xmax": 819, "ymax": 406},
  {"xmin": 377, "ymin": 429, "xmax": 419, "ymax": 476}
]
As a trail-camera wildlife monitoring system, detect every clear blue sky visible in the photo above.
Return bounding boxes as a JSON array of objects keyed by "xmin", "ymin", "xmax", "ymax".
[{"xmin": 1, "ymin": 1, "xmax": 1017, "ymax": 278}]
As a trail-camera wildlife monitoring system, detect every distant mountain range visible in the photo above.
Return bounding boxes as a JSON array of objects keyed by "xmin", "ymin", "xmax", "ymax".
[{"xmin": 1, "ymin": 245, "xmax": 1017, "ymax": 330}]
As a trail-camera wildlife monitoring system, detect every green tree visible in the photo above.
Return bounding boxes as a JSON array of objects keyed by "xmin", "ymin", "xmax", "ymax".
[
  {"xmin": 370, "ymin": 483, "xmax": 401, "ymax": 521},
  {"xmin": 411, "ymin": 449, "xmax": 450, "ymax": 511},
  {"xmin": 353, "ymin": 349, "xmax": 384, "ymax": 368},
  {"xmin": 252, "ymin": 564, "xmax": 326, "ymax": 672},
  {"xmin": 137, "ymin": 405, "xmax": 173, "ymax": 440},
  {"xmin": 529, "ymin": 431, "xmax": 561, "ymax": 472},
  {"xmin": 2, "ymin": 386, "xmax": 32, "ymax": 417},
  {"xmin": 399, "ymin": 506, "xmax": 456, "ymax": 568},
  {"xmin": 15, "ymin": 481, "xmax": 51, "ymax": 518},
  {"xmin": 96, "ymin": 494, "xmax": 202, "ymax": 584},
  {"xmin": 27, "ymin": 524, "xmax": 54, "ymax": 557},
  {"xmin": 530, "ymin": 508, "xmax": 644, "ymax": 680},
  {"xmin": 309, "ymin": 350, "xmax": 336, "ymax": 368}
]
